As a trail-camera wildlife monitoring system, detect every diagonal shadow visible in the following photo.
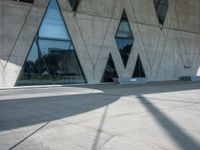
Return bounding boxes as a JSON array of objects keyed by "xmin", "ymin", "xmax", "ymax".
[
  {"xmin": 0, "ymin": 93, "xmax": 118, "ymax": 131},
  {"xmin": 137, "ymin": 95, "xmax": 200, "ymax": 150},
  {"xmin": 0, "ymin": 82, "xmax": 200, "ymax": 132},
  {"xmin": 91, "ymin": 106, "xmax": 109, "ymax": 150}
]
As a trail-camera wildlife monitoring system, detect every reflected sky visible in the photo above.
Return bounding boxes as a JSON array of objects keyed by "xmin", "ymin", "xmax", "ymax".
[
  {"xmin": 39, "ymin": 0, "xmax": 69, "ymax": 40},
  {"xmin": 115, "ymin": 10, "xmax": 134, "ymax": 67},
  {"xmin": 116, "ymin": 21, "xmax": 133, "ymax": 38},
  {"xmin": 27, "ymin": 41, "xmax": 38, "ymax": 62},
  {"xmin": 29, "ymin": 0, "xmax": 71, "ymax": 61}
]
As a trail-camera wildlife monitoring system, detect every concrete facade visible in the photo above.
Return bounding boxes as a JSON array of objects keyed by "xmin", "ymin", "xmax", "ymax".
[{"xmin": 0, "ymin": 0, "xmax": 200, "ymax": 87}]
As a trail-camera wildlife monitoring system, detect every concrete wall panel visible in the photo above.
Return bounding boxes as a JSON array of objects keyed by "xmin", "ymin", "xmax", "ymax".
[
  {"xmin": 2, "ymin": 0, "xmax": 49, "ymax": 87},
  {"xmin": 0, "ymin": 0, "xmax": 200, "ymax": 87}
]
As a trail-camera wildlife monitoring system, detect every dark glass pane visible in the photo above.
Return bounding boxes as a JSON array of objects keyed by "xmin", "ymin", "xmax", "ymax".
[
  {"xmin": 115, "ymin": 10, "xmax": 134, "ymax": 67},
  {"xmin": 15, "ymin": 0, "xmax": 34, "ymax": 3},
  {"xmin": 154, "ymin": 0, "xmax": 168, "ymax": 29},
  {"xmin": 69, "ymin": 0, "xmax": 80, "ymax": 11},
  {"xmin": 102, "ymin": 55, "xmax": 118, "ymax": 83},
  {"xmin": 17, "ymin": 41, "xmax": 52, "ymax": 85},
  {"xmin": 17, "ymin": 0, "xmax": 86, "ymax": 85},
  {"xmin": 132, "ymin": 55, "xmax": 146, "ymax": 77}
]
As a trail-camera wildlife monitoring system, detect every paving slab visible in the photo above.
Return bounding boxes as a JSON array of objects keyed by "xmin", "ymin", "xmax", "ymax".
[{"xmin": 0, "ymin": 82, "xmax": 200, "ymax": 150}]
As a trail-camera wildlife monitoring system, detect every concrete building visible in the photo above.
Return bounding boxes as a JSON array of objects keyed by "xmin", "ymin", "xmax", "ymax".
[{"xmin": 0, "ymin": 0, "xmax": 200, "ymax": 87}]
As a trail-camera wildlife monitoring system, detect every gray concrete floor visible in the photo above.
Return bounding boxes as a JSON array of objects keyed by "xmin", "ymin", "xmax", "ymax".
[{"xmin": 0, "ymin": 82, "xmax": 200, "ymax": 150}]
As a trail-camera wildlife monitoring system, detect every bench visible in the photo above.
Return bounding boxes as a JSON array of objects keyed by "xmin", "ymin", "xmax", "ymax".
[
  {"xmin": 191, "ymin": 76, "xmax": 200, "ymax": 81},
  {"xmin": 179, "ymin": 76, "xmax": 200, "ymax": 81},
  {"xmin": 118, "ymin": 77, "xmax": 147, "ymax": 84}
]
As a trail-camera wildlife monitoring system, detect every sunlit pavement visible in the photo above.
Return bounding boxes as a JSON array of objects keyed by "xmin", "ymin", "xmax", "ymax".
[{"xmin": 0, "ymin": 82, "xmax": 200, "ymax": 150}]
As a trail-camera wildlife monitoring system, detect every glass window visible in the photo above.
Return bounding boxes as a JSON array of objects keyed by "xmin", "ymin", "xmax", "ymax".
[
  {"xmin": 115, "ymin": 10, "xmax": 134, "ymax": 67},
  {"xmin": 154, "ymin": 0, "xmax": 168, "ymax": 29},
  {"xmin": 132, "ymin": 55, "xmax": 146, "ymax": 77},
  {"xmin": 39, "ymin": 0, "xmax": 69, "ymax": 40},
  {"xmin": 17, "ymin": 0, "xmax": 86, "ymax": 85},
  {"xmin": 14, "ymin": 0, "xmax": 34, "ymax": 3},
  {"xmin": 102, "ymin": 55, "xmax": 118, "ymax": 83},
  {"xmin": 68, "ymin": 0, "xmax": 80, "ymax": 11}
]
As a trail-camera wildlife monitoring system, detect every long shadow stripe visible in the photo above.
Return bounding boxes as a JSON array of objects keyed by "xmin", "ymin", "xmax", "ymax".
[{"xmin": 137, "ymin": 95, "xmax": 200, "ymax": 150}]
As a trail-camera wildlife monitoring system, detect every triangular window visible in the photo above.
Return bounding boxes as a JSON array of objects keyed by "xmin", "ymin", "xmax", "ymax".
[
  {"xmin": 16, "ymin": 0, "xmax": 86, "ymax": 85},
  {"xmin": 69, "ymin": 0, "xmax": 80, "ymax": 11},
  {"xmin": 102, "ymin": 54, "xmax": 119, "ymax": 83},
  {"xmin": 154, "ymin": 0, "xmax": 168, "ymax": 29},
  {"xmin": 132, "ymin": 55, "xmax": 146, "ymax": 77},
  {"xmin": 115, "ymin": 9, "xmax": 134, "ymax": 68}
]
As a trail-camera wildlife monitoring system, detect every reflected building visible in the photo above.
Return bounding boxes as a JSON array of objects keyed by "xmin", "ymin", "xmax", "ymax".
[{"xmin": 16, "ymin": 0, "xmax": 86, "ymax": 85}]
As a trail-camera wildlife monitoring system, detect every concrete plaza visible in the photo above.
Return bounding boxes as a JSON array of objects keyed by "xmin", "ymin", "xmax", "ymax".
[{"xmin": 0, "ymin": 82, "xmax": 200, "ymax": 150}]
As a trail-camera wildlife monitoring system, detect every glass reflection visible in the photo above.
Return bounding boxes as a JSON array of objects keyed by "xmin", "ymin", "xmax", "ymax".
[
  {"xmin": 154, "ymin": 0, "xmax": 168, "ymax": 29},
  {"xmin": 115, "ymin": 9, "xmax": 134, "ymax": 68},
  {"xmin": 39, "ymin": 0, "xmax": 69, "ymax": 40},
  {"xmin": 132, "ymin": 55, "xmax": 146, "ymax": 77},
  {"xmin": 17, "ymin": 0, "xmax": 86, "ymax": 85},
  {"xmin": 102, "ymin": 55, "xmax": 118, "ymax": 83}
]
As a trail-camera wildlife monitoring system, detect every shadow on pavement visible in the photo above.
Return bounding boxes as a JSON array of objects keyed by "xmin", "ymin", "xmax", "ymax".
[
  {"xmin": 138, "ymin": 95, "xmax": 200, "ymax": 150},
  {"xmin": 0, "ymin": 93, "xmax": 118, "ymax": 131},
  {"xmin": 0, "ymin": 82, "xmax": 200, "ymax": 150}
]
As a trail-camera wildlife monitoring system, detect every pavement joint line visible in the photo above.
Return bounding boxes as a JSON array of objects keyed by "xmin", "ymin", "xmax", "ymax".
[
  {"xmin": 66, "ymin": 118, "xmax": 99, "ymax": 125},
  {"xmin": 108, "ymin": 111, "xmax": 149, "ymax": 119},
  {"xmin": 148, "ymin": 140, "xmax": 170, "ymax": 150},
  {"xmin": 170, "ymin": 104, "xmax": 200, "ymax": 111},
  {"xmin": 143, "ymin": 97, "xmax": 200, "ymax": 104},
  {"xmin": 99, "ymin": 135, "xmax": 115, "ymax": 149},
  {"xmin": 9, "ymin": 122, "xmax": 50, "ymax": 150},
  {"xmin": 75, "ymin": 123, "xmax": 113, "ymax": 137}
]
